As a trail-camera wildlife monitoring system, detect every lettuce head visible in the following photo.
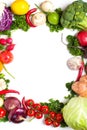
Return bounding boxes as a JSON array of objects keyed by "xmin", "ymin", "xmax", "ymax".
[{"xmin": 63, "ymin": 96, "xmax": 87, "ymax": 130}]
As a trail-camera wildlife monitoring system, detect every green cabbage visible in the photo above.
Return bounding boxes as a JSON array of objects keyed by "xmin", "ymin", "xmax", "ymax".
[{"xmin": 63, "ymin": 97, "xmax": 87, "ymax": 130}]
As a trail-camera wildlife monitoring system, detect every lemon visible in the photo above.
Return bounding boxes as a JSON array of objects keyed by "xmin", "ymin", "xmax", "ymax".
[{"xmin": 11, "ymin": 0, "xmax": 30, "ymax": 15}]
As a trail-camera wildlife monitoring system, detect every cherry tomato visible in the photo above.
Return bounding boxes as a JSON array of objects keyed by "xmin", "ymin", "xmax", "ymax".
[
  {"xmin": 0, "ymin": 108, "xmax": 6, "ymax": 118},
  {"xmin": 44, "ymin": 118, "xmax": 53, "ymax": 125},
  {"xmin": 26, "ymin": 99, "xmax": 34, "ymax": 107},
  {"xmin": 53, "ymin": 121, "xmax": 60, "ymax": 127},
  {"xmin": 41, "ymin": 105, "xmax": 49, "ymax": 114},
  {"xmin": 49, "ymin": 111, "xmax": 56, "ymax": 119},
  {"xmin": 56, "ymin": 113, "xmax": 63, "ymax": 122},
  {"xmin": 33, "ymin": 103, "xmax": 41, "ymax": 111},
  {"xmin": 27, "ymin": 108, "xmax": 35, "ymax": 117},
  {"xmin": 34, "ymin": 111, "xmax": 43, "ymax": 119},
  {"xmin": 0, "ymin": 50, "xmax": 13, "ymax": 64}
]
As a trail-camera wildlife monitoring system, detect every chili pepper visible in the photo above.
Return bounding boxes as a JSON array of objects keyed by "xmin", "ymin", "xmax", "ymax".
[
  {"xmin": 0, "ymin": 89, "xmax": 20, "ymax": 95},
  {"xmin": 26, "ymin": 8, "xmax": 37, "ymax": 27},
  {"xmin": 76, "ymin": 62, "xmax": 84, "ymax": 81},
  {"xmin": 22, "ymin": 96, "xmax": 28, "ymax": 110}
]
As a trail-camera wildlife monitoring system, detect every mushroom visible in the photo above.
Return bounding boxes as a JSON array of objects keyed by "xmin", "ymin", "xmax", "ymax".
[
  {"xmin": 40, "ymin": 0, "xmax": 54, "ymax": 12},
  {"xmin": 31, "ymin": 12, "xmax": 46, "ymax": 26}
]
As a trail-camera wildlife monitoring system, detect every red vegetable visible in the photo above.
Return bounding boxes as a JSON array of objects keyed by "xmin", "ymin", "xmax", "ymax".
[
  {"xmin": 26, "ymin": 8, "xmax": 37, "ymax": 27},
  {"xmin": 0, "ymin": 108, "xmax": 6, "ymax": 118},
  {"xmin": 0, "ymin": 89, "xmax": 20, "ymax": 95},
  {"xmin": 76, "ymin": 31, "xmax": 87, "ymax": 47},
  {"xmin": 76, "ymin": 62, "xmax": 84, "ymax": 81},
  {"xmin": 0, "ymin": 50, "xmax": 13, "ymax": 64}
]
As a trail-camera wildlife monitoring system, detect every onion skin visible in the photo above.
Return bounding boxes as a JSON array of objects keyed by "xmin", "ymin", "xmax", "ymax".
[
  {"xmin": 8, "ymin": 107, "xmax": 27, "ymax": 123},
  {"xmin": 4, "ymin": 97, "xmax": 21, "ymax": 111}
]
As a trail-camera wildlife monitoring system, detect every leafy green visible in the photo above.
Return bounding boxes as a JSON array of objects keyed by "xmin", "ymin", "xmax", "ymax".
[
  {"xmin": 40, "ymin": 98, "xmax": 64, "ymax": 113},
  {"xmin": 63, "ymin": 97, "xmax": 87, "ymax": 130},
  {"xmin": 46, "ymin": 8, "xmax": 64, "ymax": 32},
  {"xmin": 65, "ymin": 81, "xmax": 77, "ymax": 100},
  {"xmin": 66, "ymin": 35, "xmax": 83, "ymax": 56},
  {"xmin": 60, "ymin": 0, "xmax": 87, "ymax": 30},
  {"xmin": 0, "ymin": 14, "xmax": 30, "ymax": 36}
]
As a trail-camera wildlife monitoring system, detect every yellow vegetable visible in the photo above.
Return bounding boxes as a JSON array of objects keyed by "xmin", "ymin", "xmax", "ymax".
[
  {"xmin": 11, "ymin": 0, "xmax": 30, "ymax": 15},
  {"xmin": 0, "ymin": 61, "xmax": 3, "ymax": 72}
]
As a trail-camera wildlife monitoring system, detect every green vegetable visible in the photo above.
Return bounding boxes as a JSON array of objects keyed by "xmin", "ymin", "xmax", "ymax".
[
  {"xmin": 63, "ymin": 96, "xmax": 87, "ymax": 130},
  {"xmin": 60, "ymin": 0, "xmax": 87, "ymax": 30},
  {"xmin": 0, "ymin": 14, "xmax": 30, "ymax": 36},
  {"xmin": 46, "ymin": 8, "xmax": 64, "ymax": 32},
  {"xmin": 66, "ymin": 35, "xmax": 83, "ymax": 56}
]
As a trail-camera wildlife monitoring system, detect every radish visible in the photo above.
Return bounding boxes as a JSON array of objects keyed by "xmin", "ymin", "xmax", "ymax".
[{"xmin": 76, "ymin": 31, "xmax": 87, "ymax": 47}]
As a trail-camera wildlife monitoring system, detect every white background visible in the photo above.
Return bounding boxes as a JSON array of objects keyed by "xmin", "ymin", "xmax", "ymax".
[{"xmin": 0, "ymin": 0, "xmax": 82, "ymax": 130}]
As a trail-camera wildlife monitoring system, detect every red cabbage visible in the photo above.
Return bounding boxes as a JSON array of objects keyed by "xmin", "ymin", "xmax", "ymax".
[{"xmin": 0, "ymin": 7, "xmax": 12, "ymax": 31}]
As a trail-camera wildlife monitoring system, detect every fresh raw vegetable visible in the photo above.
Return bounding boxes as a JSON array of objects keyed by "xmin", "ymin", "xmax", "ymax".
[
  {"xmin": 0, "ymin": 50, "xmax": 13, "ymax": 64},
  {"xmin": 0, "ymin": 97, "xmax": 4, "ymax": 107},
  {"xmin": 26, "ymin": 8, "xmax": 37, "ymax": 27},
  {"xmin": 63, "ymin": 96, "xmax": 87, "ymax": 130},
  {"xmin": 60, "ymin": 1, "xmax": 87, "ymax": 30},
  {"xmin": 67, "ymin": 56, "xmax": 84, "ymax": 81},
  {"xmin": 0, "ymin": 107, "xmax": 6, "ymax": 118},
  {"xmin": 0, "ymin": 3, "xmax": 12, "ymax": 31},
  {"xmin": 76, "ymin": 30, "xmax": 87, "ymax": 47},
  {"xmin": 31, "ymin": 12, "xmax": 46, "ymax": 26},
  {"xmin": 40, "ymin": 1, "xmax": 54, "ymax": 12},
  {"xmin": 4, "ymin": 96, "xmax": 21, "ymax": 111},
  {"xmin": 72, "ymin": 75, "xmax": 87, "ymax": 97},
  {"xmin": 8, "ymin": 107, "xmax": 27, "ymax": 123},
  {"xmin": 11, "ymin": 0, "xmax": 30, "ymax": 15},
  {"xmin": 46, "ymin": 8, "xmax": 64, "ymax": 32},
  {"xmin": 47, "ymin": 12, "xmax": 59, "ymax": 25}
]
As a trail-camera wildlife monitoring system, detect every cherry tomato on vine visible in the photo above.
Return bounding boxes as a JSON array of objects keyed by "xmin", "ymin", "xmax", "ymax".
[
  {"xmin": 41, "ymin": 105, "xmax": 49, "ymax": 114},
  {"xmin": 0, "ymin": 50, "xmax": 13, "ymax": 64},
  {"xmin": 26, "ymin": 99, "xmax": 34, "ymax": 107},
  {"xmin": 0, "ymin": 108, "xmax": 6, "ymax": 118},
  {"xmin": 34, "ymin": 111, "xmax": 43, "ymax": 119},
  {"xmin": 53, "ymin": 121, "xmax": 60, "ymax": 127},
  {"xmin": 27, "ymin": 108, "xmax": 35, "ymax": 117},
  {"xmin": 33, "ymin": 103, "xmax": 41, "ymax": 111},
  {"xmin": 44, "ymin": 118, "xmax": 53, "ymax": 125},
  {"xmin": 56, "ymin": 113, "xmax": 63, "ymax": 122},
  {"xmin": 49, "ymin": 111, "xmax": 56, "ymax": 119}
]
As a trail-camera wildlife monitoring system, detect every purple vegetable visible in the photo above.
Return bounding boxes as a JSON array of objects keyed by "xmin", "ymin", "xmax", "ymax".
[
  {"xmin": 0, "ymin": 6, "xmax": 12, "ymax": 31},
  {"xmin": 8, "ymin": 107, "xmax": 27, "ymax": 123},
  {"xmin": 4, "ymin": 97, "xmax": 21, "ymax": 111}
]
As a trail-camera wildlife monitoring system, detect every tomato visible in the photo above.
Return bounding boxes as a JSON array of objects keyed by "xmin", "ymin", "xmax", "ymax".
[
  {"xmin": 76, "ymin": 31, "xmax": 87, "ymax": 47},
  {"xmin": 49, "ymin": 111, "xmax": 56, "ymax": 119},
  {"xmin": 26, "ymin": 99, "xmax": 34, "ymax": 107},
  {"xmin": 0, "ymin": 51, "xmax": 13, "ymax": 64},
  {"xmin": 11, "ymin": 0, "xmax": 30, "ymax": 15},
  {"xmin": 44, "ymin": 118, "xmax": 53, "ymax": 125},
  {"xmin": 53, "ymin": 121, "xmax": 60, "ymax": 127},
  {"xmin": 41, "ymin": 105, "xmax": 49, "ymax": 114},
  {"xmin": 0, "ymin": 108, "xmax": 6, "ymax": 118},
  {"xmin": 56, "ymin": 113, "xmax": 63, "ymax": 122},
  {"xmin": 34, "ymin": 111, "xmax": 43, "ymax": 119},
  {"xmin": 33, "ymin": 103, "xmax": 41, "ymax": 111},
  {"xmin": 47, "ymin": 12, "xmax": 59, "ymax": 25},
  {"xmin": 27, "ymin": 108, "xmax": 35, "ymax": 117}
]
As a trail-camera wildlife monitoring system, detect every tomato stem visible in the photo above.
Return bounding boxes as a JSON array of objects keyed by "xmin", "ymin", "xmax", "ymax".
[{"xmin": 3, "ymin": 64, "xmax": 15, "ymax": 79}]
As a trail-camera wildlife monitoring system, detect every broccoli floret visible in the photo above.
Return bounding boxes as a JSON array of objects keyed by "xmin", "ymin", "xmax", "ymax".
[{"xmin": 60, "ymin": 0, "xmax": 87, "ymax": 30}]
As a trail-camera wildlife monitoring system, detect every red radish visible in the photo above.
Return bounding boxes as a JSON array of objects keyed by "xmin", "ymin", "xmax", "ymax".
[{"xmin": 76, "ymin": 31, "xmax": 87, "ymax": 47}]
